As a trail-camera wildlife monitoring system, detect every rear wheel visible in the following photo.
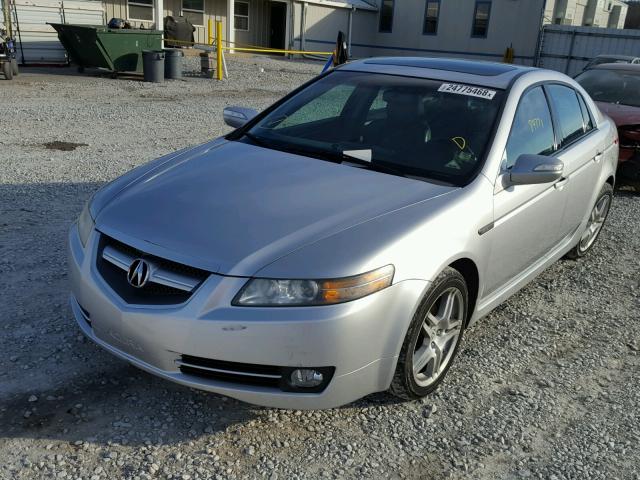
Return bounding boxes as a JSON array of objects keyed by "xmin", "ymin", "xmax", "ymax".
[
  {"xmin": 566, "ymin": 183, "xmax": 613, "ymax": 259},
  {"xmin": 2, "ymin": 61, "xmax": 13, "ymax": 80},
  {"xmin": 390, "ymin": 267, "xmax": 467, "ymax": 400}
]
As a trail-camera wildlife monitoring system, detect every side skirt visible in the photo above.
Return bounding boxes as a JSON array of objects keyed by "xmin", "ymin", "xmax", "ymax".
[{"xmin": 469, "ymin": 223, "xmax": 582, "ymax": 326}]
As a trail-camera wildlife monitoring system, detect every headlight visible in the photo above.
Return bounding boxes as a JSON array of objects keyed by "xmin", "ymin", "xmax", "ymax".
[
  {"xmin": 77, "ymin": 201, "xmax": 95, "ymax": 248},
  {"xmin": 233, "ymin": 265, "xmax": 394, "ymax": 307}
]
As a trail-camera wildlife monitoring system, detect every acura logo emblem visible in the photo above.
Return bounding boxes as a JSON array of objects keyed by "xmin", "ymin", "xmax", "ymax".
[{"xmin": 127, "ymin": 258, "xmax": 150, "ymax": 288}]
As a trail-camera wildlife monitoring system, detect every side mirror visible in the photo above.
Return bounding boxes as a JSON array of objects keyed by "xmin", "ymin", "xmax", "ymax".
[
  {"xmin": 509, "ymin": 154, "xmax": 564, "ymax": 185},
  {"xmin": 223, "ymin": 106, "xmax": 258, "ymax": 129}
]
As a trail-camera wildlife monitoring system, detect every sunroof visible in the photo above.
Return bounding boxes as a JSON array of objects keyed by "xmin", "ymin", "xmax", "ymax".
[{"xmin": 363, "ymin": 57, "xmax": 518, "ymax": 76}]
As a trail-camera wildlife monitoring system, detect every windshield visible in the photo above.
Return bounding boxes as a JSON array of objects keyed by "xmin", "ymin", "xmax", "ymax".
[
  {"xmin": 238, "ymin": 71, "xmax": 504, "ymax": 185},
  {"xmin": 575, "ymin": 69, "xmax": 640, "ymax": 108}
]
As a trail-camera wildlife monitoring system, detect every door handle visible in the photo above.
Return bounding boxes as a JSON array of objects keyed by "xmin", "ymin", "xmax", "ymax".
[
  {"xmin": 593, "ymin": 152, "xmax": 603, "ymax": 163},
  {"xmin": 554, "ymin": 177, "xmax": 569, "ymax": 190}
]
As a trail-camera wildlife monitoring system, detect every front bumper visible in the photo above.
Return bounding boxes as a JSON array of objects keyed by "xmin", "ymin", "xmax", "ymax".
[{"xmin": 68, "ymin": 225, "xmax": 428, "ymax": 409}]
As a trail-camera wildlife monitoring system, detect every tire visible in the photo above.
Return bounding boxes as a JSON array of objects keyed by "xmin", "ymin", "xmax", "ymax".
[
  {"xmin": 11, "ymin": 58, "xmax": 18, "ymax": 76},
  {"xmin": 565, "ymin": 182, "xmax": 613, "ymax": 259},
  {"xmin": 390, "ymin": 267, "xmax": 468, "ymax": 400},
  {"xmin": 2, "ymin": 61, "xmax": 13, "ymax": 80}
]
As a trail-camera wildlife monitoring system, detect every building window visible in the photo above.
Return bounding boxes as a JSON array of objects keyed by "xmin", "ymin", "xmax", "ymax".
[
  {"xmin": 379, "ymin": 0, "xmax": 394, "ymax": 32},
  {"xmin": 128, "ymin": 0, "xmax": 153, "ymax": 21},
  {"xmin": 423, "ymin": 0, "xmax": 440, "ymax": 35},
  {"xmin": 182, "ymin": 0, "xmax": 204, "ymax": 26},
  {"xmin": 471, "ymin": 1, "xmax": 491, "ymax": 37},
  {"xmin": 234, "ymin": 1, "xmax": 249, "ymax": 31}
]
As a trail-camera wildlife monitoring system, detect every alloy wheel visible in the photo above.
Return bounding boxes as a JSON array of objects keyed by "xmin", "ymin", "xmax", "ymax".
[
  {"xmin": 579, "ymin": 194, "xmax": 611, "ymax": 252},
  {"xmin": 412, "ymin": 287, "xmax": 464, "ymax": 387}
]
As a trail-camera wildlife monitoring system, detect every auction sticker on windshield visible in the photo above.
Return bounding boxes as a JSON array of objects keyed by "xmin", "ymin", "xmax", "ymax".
[{"xmin": 438, "ymin": 83, "xmax": 497, "ymax": 100}]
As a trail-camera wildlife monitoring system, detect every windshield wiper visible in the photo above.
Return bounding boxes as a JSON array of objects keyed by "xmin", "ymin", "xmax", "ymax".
[
  {"xmin": 240, "ymin": 132, "xmax": 341, "ymax": 163},
  {"xmin": 239, "ymin": 135, "xmax": 417, "ymax": 180}
]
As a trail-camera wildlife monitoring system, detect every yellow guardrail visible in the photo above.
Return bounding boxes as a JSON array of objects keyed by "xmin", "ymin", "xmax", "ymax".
[
  {"xmin": 165, "ymin": 21, "xmax": 333, "ymax": 80},
  {"xmin": 220, "ymin": 38, "xmax": 332, "ymax": 55},
  {"xmin": 211, "ymin": 21, "xmax": 332, "ymax": 79},
  {"xmin": 221, "ymin": 46, "xmax": 332, "ymax": 55}
]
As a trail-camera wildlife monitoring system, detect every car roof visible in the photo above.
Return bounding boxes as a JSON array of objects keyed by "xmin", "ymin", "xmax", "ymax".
[
  {"xmin": 585, "ymin": 62, "xmax": 640, "ymax": 72},
  {"xmin": 592, "ymin": 54, "xmax": 638, "ymax": 60},
  {"xmin": 339, "ymin": 57, "xmax": 535, "ymax": 89}
]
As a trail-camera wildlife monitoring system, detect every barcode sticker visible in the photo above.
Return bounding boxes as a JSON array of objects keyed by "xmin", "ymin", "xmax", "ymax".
[{"xmin": 438, "ymin": 83, "xmax": 497, "ymax": 100}]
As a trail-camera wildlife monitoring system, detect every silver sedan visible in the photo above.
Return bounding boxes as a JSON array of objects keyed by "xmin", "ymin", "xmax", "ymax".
[{"xmin": 69, "ymin": 58, "xmax": 618, "ymax": 409}]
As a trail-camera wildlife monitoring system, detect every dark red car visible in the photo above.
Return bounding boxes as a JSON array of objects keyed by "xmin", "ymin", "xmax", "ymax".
[{"xmin": 575, "ymin": 63, "xmax": 640, "ymax": 187}]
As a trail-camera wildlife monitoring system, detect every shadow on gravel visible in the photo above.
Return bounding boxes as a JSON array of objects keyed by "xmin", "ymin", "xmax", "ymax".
[
  {"xmin": 0, "ymin": 363, "xmax": 258, "ymax": 447},
  {"xmin": 0, "ymin": 359, "xmax": 406, "ymax": 448}
]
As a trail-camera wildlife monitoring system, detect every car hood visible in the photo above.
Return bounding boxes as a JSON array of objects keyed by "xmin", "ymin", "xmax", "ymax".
[
  {"xmin": 96, "ymin": 140, "xmax": 454, "ymax": 276},
  {"xmin": 596, "ymin": 101, "xmax": 640, "ymax": 126}
]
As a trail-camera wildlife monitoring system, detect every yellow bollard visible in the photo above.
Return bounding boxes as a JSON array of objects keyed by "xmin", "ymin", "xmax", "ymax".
[
  {"xmin": 208, "ymin": 18, "xmax": 214, "ymax": 46},
  {"xmin": 216, "ymin": 21, "xmax": 223, "ymax": 81}
]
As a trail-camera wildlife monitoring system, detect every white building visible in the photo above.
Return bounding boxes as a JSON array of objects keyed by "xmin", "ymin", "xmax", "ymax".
[
  {"xmin": 302, "ymin": 0, "xmax": 548, "ymax": 65},
  {"xmin": 544, "ymin": 0, "xmax": 628, "ymax": 28}
]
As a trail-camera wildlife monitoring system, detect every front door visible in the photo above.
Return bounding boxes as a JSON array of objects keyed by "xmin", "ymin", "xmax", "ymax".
[
  {"xmin": 485, "ymin": 86, "xmax": 568, "ymax": 294},
  {"xmin": 269, "ymin": 2, "xmax": 287, "ymax": 51}
]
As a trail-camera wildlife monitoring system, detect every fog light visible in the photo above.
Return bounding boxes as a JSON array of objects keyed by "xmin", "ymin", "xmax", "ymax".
[{"xmin": 289, "ymin": 369, "xmax": 324, "ymax": 388}]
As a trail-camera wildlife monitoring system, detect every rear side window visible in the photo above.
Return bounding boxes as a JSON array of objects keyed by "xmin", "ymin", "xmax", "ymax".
[
  {"xmin": 546, "ymin": 85, "xmax": 585, "ymax": 147},
  {"xmin": 504, "ymin": 87, "xmax": 555, "ymax": 169},
  {"xmin": 576, "ymin": 93, "xmax": 594, "ymax": 132}
]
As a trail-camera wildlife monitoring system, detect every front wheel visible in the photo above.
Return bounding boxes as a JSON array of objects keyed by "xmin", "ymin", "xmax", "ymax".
[
  {"xmin": 566, "ymin": 183, "xmax": 613, "ymax": 259},
  {"xmin": 390, "ymin": 267, "xmax": 467, "ymax": 400},
  {"xmin": 11, "ymin": 58, "xmax": 18, "ymax": 76}
]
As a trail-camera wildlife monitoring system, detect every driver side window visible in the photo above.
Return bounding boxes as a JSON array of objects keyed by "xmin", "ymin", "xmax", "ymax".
[{"xmin": 504, "ymin": 87, "xmax": 556, "ymax": 169}]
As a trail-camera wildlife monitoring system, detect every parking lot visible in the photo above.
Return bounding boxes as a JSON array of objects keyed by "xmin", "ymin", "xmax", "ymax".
[{"xmin": 1, "ymin": 55, "xmax": 639, "ymax": 480}]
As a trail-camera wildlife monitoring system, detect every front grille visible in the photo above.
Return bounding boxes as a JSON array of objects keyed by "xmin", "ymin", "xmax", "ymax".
[
  {"xmin": 177, "ymin": 354, "xmax": 335, "ymax": 393},
  {"xmin": 104, "ymin": 236, "xmax": 207, "ymax": 280},
  {"xmin": 96, "ymin": 234, "xmax": 210, "ymax": 305}
]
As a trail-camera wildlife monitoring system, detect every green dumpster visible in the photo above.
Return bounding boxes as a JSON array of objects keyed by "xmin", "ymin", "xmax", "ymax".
[{"xmin": 49, "ymin": 24, "xmax": 162, "ymax": 73}]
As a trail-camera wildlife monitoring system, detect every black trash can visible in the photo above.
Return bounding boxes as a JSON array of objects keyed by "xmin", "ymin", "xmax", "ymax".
[
  {"xmin": 163, "ymin": 48, "xmax": 183, "ymax": 79},
  {"xmin": 142, "ymin": 50, "xmax": 165, "ymax": 83}
]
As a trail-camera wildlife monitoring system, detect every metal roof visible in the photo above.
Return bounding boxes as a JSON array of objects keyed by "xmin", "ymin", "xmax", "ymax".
[
  {"xmin": 341, "ymin": 57, "xmax": 535, "ymax": 89},
  {"xmin": 305, "ymin": 0, "xmax": 378, "ymax": 11},
  {"xmin": 587, "ymin": 62, "xmax": 640, "ymax": 71}
]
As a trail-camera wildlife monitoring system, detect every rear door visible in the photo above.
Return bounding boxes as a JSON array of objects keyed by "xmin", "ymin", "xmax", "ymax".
[
  {"xmin": 545, "ymin": 84, "xmax": 604, "ymax": 235},
  {"xmin": 485, "ymin": 86, "xmax": 567, "ymax": 294}
]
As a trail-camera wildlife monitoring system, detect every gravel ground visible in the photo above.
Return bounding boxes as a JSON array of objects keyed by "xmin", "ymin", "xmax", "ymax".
[{"xmin": 1, "ymin": 55, "xmax": 639, "ymax": 480}]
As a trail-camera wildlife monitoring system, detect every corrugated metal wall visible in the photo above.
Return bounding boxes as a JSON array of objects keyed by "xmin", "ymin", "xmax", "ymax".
[
  {"xmin": 537, "ymin": 24, "xmax": 640, "ymax": 76},
  {"xmin": 292, "ymin": 2, "xmax": 363, "ymax": 56},
  {"xmin": 234, "ymin": 0, "xmax": 270, "ymax": 48},
  {"xmin": 10, "ymin": 0, "xmax": 104, "ymax": 64},
  {"xmin": 306, "ymin": 4, "xmax": 349, "ymax": 46}
]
